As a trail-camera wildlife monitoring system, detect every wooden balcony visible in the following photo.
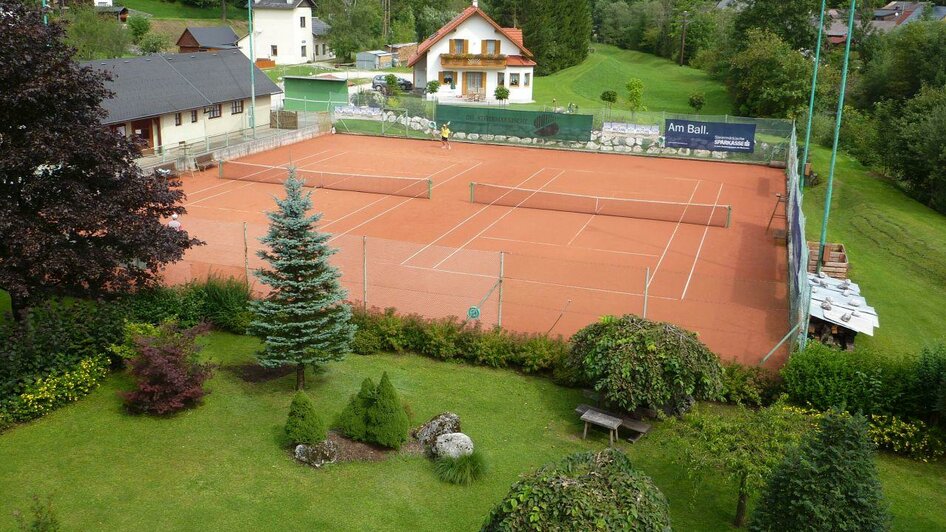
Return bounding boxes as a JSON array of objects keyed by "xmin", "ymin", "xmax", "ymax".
[{"xmin": 440, "ymin": 54, "xmax": 507, "ymax": 69}]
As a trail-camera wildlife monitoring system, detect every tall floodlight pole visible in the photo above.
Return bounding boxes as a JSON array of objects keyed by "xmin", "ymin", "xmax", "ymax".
[
  {"xmin": 817, "ymin": 0, "xmax": 856, "ymax": 274},
  {"xmin": 248, "ymin": 0, "xmax": 257, "ymax": 138},
  {"xmin": 800, "ymin": 0, "xmax": 827, "ymax": 189}
]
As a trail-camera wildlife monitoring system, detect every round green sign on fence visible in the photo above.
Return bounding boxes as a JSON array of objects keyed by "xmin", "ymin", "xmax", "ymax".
[{"xmin": 467, "ymin": 306, "xmax": 481, "ymax": 320}]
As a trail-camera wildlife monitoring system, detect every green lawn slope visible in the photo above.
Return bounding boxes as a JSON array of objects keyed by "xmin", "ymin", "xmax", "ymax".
[
  {"xmin": 804, "ymin": 147, "xmax": 946, "ymax": 355},
  {"xmin": 0, "ymin": 334, "xmax": 942, "ymax": 530},
  {"xmin": 524, "ymin": 44, "xmax": 731, "ymax": 114},
  {"xmin": 124, "ymin": 0, "xmax": 246, "ymax": 19}
]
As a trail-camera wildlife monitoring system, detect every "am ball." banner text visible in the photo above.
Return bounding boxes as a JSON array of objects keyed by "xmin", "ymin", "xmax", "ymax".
[{"xmin": 664, "ymin": 119, "xmax": 756, "ymax": 153}]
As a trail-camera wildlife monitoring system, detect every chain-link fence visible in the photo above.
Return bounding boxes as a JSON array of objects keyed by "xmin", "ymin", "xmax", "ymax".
[
  {"xmin": 328, "ymin": 94, "xmax": 794, "ymax": 166},
  {"xmin": 160, "ymin": 216, "xmax": 792, "ymax": 364}
]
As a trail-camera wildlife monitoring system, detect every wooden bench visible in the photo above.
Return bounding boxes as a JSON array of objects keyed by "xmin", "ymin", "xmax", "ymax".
[
  {"xmin": 576, "ymin": 404, "xmax": 652, "ymax": 443},
  {"xmin": 194, "ymin": 153, "xmax": 216, "ymax": 171},
  {"xmin": 580, "ymin": 410, "xmax": 622, "ymax": 446}
]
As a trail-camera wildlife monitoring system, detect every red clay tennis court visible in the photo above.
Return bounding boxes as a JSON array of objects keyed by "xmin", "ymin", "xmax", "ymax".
[{"xmin": 167, "ymin": 133, "xmax": 789, "ymax": 367}]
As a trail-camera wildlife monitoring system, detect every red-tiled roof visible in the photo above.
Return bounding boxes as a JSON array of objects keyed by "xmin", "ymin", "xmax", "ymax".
[
  {"xmin": 407, "ymin": 7, "xmax": 533, "ymax": 67},
  {"xmin": 506, "ymin": 55, "xmax": 536, "ymax": 66},
  {"xmin": 504, "ymin": 28, "xmax": 523, "ymax": 47}
]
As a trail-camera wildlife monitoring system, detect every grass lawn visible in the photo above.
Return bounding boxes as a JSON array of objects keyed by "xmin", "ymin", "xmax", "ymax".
[
  {"xmin": 124, "ymin": 0, "xmax": 246, "ymax": 19},
  {"xmin": 522, "ymin": 44, "xmax": 731, "ymax": 115},
  {"xmin": 263, "ymin": 64, "xmax": 336, "ymax": 83},
  {"xmin": 804, "ymin": 146, "xmax": 946, "ymax": 355},
  {"xmin": 150, "ymin": 19, "xmax": 249, "ymax": 43},
  {"xmin": 1, "ymin": 333, "xmax": 943, "ymax": 530}
]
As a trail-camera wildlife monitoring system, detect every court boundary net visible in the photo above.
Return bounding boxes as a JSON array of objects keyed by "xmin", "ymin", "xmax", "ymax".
[
  {"xmin": 218, "ymin": 160, "xmax": 433, "ymax": 199},
  {"xmin": 469, "ymin": 182, "xmax": 732, "ymax": 228}
]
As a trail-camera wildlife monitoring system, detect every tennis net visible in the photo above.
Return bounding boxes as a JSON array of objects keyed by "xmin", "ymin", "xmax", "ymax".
[
  {"xmin": 218, "ymin": 161, "xmax": 432, "ymax": 199},
  {"xmin": 469, "ymin": 183, "xmax": 731, "ymax": 227}
]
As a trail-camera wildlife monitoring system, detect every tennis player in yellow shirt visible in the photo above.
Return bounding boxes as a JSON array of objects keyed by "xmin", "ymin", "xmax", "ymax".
[{"xmin": 440, "ymin": 122, "xmax": 451, "ymax": 150}]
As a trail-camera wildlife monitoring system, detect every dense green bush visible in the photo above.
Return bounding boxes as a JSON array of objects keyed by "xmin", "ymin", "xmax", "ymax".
[
  {"xmin": 107, "ymin": 322, "xmax": 162, "ymax": 364},
  {"xmin": 0, "ymin": 355, "xmax": 110, "ymax": 430},
  {"xmin": 482, "ymin": 448, "xmax": 671, "ymax": 531},
  {"xmin": 565, "ymin": 314, "xmax": 724, "ymax": 414},
  {"xmin": 910, "ymin": 344, "xmax": 946, "ymax": 426},
  {"xmin": 124, "ymin": 276, "xmax": 252, "ymax": 333},
  {"xmin": 335, "ymin": 373, "xmax": 410, "ymax": 449},
  {"xmin": 0, "ymin": 299, "xmax": 123, "ymax": 402},
  {"xmin": 867, "ymin": 415, "xmax": 945, "ymax": 461},
  {"xmin": 435, "ymin": 450, "xmax": 487, "ymax": 486},
  {"xmin": 284, "ymin": 391, "xmax": 326, "ymax": 445},
  {"xmin": 750, "ymin": 411, "xmax": 890, "ymax": 531},
  {"xmin": 350, "ymin": 307, "xmax": 570, "ymax": 376},
  {"xmin": 721, "ymin": 363, "xmax": 782, "ymax": 407}
]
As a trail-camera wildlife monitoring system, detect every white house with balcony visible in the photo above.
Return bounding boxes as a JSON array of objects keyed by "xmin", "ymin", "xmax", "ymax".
[
  {"xmin": 238, "ymin": 0, "xmax": 334, "ymax": 66},
  {"xmin": 408, "ymin": 1, "xmax": 536, "ymax": 104}
]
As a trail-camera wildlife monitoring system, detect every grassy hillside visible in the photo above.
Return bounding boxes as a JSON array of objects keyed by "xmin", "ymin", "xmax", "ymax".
[
  {"xmin": 149, "ymin": 18, "xmax": 248, "ymax": 43},
  {"xmin": 124, "ymin": 0, "xmax": 246, "ymax": 19},
  {"xmin": 804, "ymin": 147, "xmax": 946, "ymax": 355},
  {"xmin": 525, "ymin": 44, "xmax": 732, "ymax": 114}
]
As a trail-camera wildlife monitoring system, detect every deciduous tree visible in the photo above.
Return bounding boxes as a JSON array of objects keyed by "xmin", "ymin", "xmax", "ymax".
[{"xmin": 0, "ymin": 1, "xmax": 199, "ymax": 319}]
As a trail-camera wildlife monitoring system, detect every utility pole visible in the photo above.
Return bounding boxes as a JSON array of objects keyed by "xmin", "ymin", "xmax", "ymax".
[
  {"xmin": 679, "ymin": 11, "xmax": 689, "ymax": 66},
  {"xmin": 248, "ymin": 0, "xmax": 256, "ymax": 137},
  {"xmin": 800, "ymin": 0, "xmax": 827, "ymax": 188},
  {"xmin": 817, "ymin": 0, "xmax": 856, "ymax": 274}
]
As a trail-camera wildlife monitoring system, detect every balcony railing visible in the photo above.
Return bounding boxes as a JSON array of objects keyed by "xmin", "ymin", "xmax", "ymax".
[{"xmin": 440, "ymin": 53, "xmax": 507, "ymax": 69}]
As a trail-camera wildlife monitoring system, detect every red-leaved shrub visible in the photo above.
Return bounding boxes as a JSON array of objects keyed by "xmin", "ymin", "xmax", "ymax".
[{"xmin": 121, "ymin": 323, "xmax": 213, "ymax": 415}]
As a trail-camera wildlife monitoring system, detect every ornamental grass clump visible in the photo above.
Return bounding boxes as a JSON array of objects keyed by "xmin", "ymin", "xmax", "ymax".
[{"xmin": 434, "ymin": 450, "xmax": 487, "ymax": 485}]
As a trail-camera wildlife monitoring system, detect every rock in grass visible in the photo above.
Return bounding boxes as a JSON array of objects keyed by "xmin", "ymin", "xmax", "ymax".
[
  {"xmin": 434, "ymin": 432, "xmax": 474, "ymax": 459},
  {"xmin": 414, "ymin": 412, "xmax": 461, "ymax": 455},
  {"xmin": 294, "ymin": 441, "xmax": 338, "ymax": 468}
]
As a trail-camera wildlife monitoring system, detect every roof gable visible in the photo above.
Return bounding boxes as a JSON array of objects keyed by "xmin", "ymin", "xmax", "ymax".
[
  {"xmin": 81, "ymin": 51, "xmax": 281, "ymax": 124},
  {"xmin": 407, "ymin": 6, "xmax": 532, "ymax": 67},
  {"xmin": 178, "ymin": 26, "xmax": 239, "ymax": 49},
  {"xmin": 251, "ymin": 0, "xmax": 315, "ymax": 9}
]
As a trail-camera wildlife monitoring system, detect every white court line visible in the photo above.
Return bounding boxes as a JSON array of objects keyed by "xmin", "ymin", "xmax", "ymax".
[
  {"xmin": 567, "ymin": 215, "xmax": 596, "ymax": 246},
  {"xmin": 400, "ymin": 264, "xmax": 677, "ymax": 300},
  {"xmin": 646, "ymin": 180, "xmax": 701, "ymax": 288},
  {"xmin": 326, "ymin": 162, "xmax": 482, "ymax": 242},
  {"xmin": 432, "ymin": 169, "xmax": 567, "ymax": 269},
  {"xmin": 322, "ymin": 163, "xmax": 460, "ymax": 230},
  {"xmin": 186, "ymin": 149, "xmax": 333, "ymax": 197},
  {"xmin": 399, "ymin": 167, "xmax": 552, "ymax": 266},
  {"xmin": 186, "ymin": 205, "xmax": 265, "ymax": 215},
  {"xmin": 680, "ymin": 183, "xmax": 725, "ymax": 300},
  {"xmin": 481, "ymin": 236, "xmax": 658, "ymax": 258},
  {"xmin": 567, "ymin": 168, "xmax": 700, "ymax": 183},
  {"xmin": 185, "ymin": 151, "xmax": 348, "ymax": 207}
]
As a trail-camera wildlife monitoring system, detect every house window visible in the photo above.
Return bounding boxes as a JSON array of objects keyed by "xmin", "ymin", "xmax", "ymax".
[
  {"xmin": 483, "ymin": 39, "xmax": 499, "ymax": 55},
  {"xmin": 497, "ymin": 72, "xmax": 505, "ymax": 86},
  {"xmin": 322, "ymin": 43, "xmax": 327, "ymax": 56},
  {"xmin": 440, "ymin": 70, "xmax": 456, "ymax": 88},
  {"xmin": 450, "ymin": 39, "xmax": 467, "ymax": 54},
  {"xmin": 231, "ymin": 100, "xmax": 244, "ymax": 114},
  {"xmin": 510, "ymin": 73, "xmax": 520, "ymax": 87},
  {"xmin": 191, "ymin": 110, "xmax": 198, "ymax": 123},
  {"xmin": 300, "ymin": 16, "xmax": 306, "ymax": 28},
  {"xmin": 205, "ymin": 104, "xmax": 222, "ymax": 119},
  {"xmin": 301, "ymin": 45, "xmax": 307, "ymax": 58},
  {"xmin": 271, "ymin": 45, "xmax": 278, "ymax": 57},
  {"xmin": 524, "ymin": 73, "xmax": 531, "ymax": 86},
  {"xmin": 174, "ymin": 112, "xmax": 182, "ymax": 126}
]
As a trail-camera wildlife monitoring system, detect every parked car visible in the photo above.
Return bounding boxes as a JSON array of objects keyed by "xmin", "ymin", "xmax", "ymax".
[{"xmin": 372, "ymin": 74, "xmax": 413, "ymax": 93}]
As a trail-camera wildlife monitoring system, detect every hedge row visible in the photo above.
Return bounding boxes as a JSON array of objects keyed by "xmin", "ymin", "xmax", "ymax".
[
  {"xmin": 123, "ymin": 275, "xmax": 253, "ymax": 333},
  {"xmin": 350, "ymin": 307, "xmax": 571, "ymax": 377}
]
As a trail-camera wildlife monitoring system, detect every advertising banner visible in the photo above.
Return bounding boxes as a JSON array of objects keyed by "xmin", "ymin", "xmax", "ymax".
[{"xmin": 664, "ymin": 119, "xmax": 756, "ymax": 152}]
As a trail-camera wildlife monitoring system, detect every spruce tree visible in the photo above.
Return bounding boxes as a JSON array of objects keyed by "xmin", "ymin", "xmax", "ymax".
[
  {"xmin": 336, "ymin": 377, "xmax": 376, "ymax": 441},
  {"xmin": 749, "ymin": 410, "xmax": 890, "ymax": 531},
  {"xmin": 248, "ymin": 171, "xmax": 355, "ymax": 390},
  {"xmin": 285, "ymin": 391, "xmax": 326, "ymax": 445},
  {"xmin": 366, "ymin": 372, "xmax": 410, "ymax": 449}
]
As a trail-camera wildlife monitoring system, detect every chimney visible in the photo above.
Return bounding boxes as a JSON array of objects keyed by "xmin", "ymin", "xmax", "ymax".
[{"xmin": 472, "ymin": 0, "xmax": 478, "ymax": 7}]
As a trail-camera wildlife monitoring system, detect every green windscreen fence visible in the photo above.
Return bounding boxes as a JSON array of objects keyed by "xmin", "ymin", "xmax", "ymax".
[{"xmin": 435, "ymin": 105, "xmax": 594, "ymax": 142}]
